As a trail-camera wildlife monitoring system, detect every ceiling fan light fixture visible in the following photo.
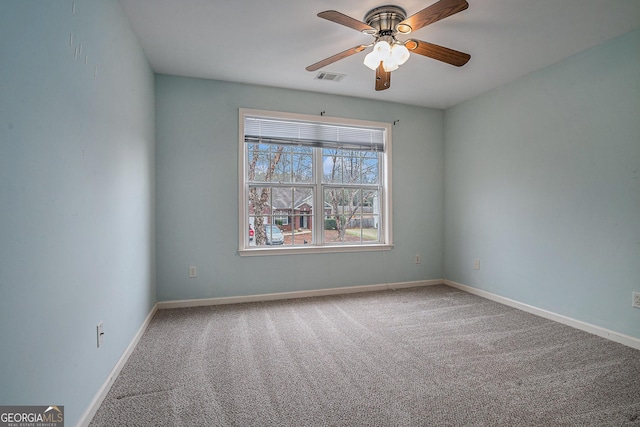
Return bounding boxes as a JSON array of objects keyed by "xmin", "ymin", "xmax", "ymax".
[
  {"xmin": 363, "ymin": 51, "xmax": 381, "ymax": 70},
  {"xmin": 373, "ymin": 40, "xmax": 391, "ymax": 57},
  {"xmin": 365, "ymin": 39, "xmax": 409, "ymax": 72},
  {"xmin": 391, "ymin": 43, "xmax": 410, "ymax": 65},
  {"xmin": 382, "ymin": 58, "xmax": 399, "ymax": 72}
]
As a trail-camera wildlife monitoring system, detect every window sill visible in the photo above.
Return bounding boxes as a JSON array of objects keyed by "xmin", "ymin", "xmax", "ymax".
[{"xmin": 238, "ymin": 244, "xmax": 394, "ymax": 257}]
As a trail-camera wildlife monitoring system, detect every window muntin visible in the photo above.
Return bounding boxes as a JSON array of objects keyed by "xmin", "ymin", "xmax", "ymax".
[{"xmin": 239, "ymin": 109, "xmax": 392, "ymax": 254}]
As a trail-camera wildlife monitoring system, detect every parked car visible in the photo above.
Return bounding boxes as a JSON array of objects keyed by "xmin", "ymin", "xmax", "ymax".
[
  {"xmin": 264, "ymin": 224, "xmax": 284, "ymax": 245},
  {"xmin": 249, "ymin": 225, "xmax": 254, "ymax": 241}
]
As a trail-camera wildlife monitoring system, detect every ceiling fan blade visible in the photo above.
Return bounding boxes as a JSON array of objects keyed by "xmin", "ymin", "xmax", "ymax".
[
  {"xmin": 399, "ymin": 0, "xmax": 468, "ymax": 33},
  {"xmin": 375, "ymin": 62, "xmax": 391, "ymax": 91},
  {"xmin": 306, "ymin": 45, "xmax": 368, "ymax": 72},
  {"xmin": 405, "ymin": 39, "xmax": 470, "ymax": 67},
  {"xmin": 318, "ymin": 10, "xmax": 376, "ymax": 33}
]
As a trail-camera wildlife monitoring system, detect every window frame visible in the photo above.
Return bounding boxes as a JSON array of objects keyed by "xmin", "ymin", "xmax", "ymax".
[{"xmin": 238, "ymin": 108, "xmax": 393, "ymax": 256}]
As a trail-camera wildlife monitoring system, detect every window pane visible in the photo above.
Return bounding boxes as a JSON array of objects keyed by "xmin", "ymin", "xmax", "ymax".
[
  {"xmin": 323, "ymin": 188, "xmax": 352, "ymax": 243},
  {"xmin": 272, "ymin": 152, "xmax": 291, "ymax": 183},
  {"xmin": 248, "ymin": 186, "xmax": 314, "ymax": 247},
  {"xmin": 343, "ymin": 219, "xmax": 380, "ymax": 242},
  {"xmin": 323, "ymin": 149, "xmax": 344, "ymax": 184},
  {"xmin": 247, "ymin": 143, "xmax": 269, "ymax": 182},
  {"xmin": 323, "ymin": 149, "xmax": 379, "ymax": 184},
  {"xmin": 248, "ymin": 186, "xmax": 272, "ymax": 246},
  {"xmin": 282, "ymin": 187, "xmax": 314, "ymax": 246},
  {"xmin": 323, "ymin": 215, "xmax": 344, "ymax": 243},
  {"xmin": 271, "ymin": 187, "xmax": 290, "ymax": 214},
  {"xmin": 322, "ymin": 188, "xmax": 380, "ymax": 244},
  {"xmin": 247, "ymin": 144, "xmax": 287, "ymax": 183},
  {"xmin": 249, "ymin": 144, "xmax": 313, "ymax": 184},
  {"xmin": 347, "ymin": 152, "xmax": 364, "ymax": 184},
  {"xmin": 361, "ymin": 154, "xmax": 379, "ymax": 184},
  {"xmin": 292, "ymin": 152, "xmax": 313, "ymax": 183}
]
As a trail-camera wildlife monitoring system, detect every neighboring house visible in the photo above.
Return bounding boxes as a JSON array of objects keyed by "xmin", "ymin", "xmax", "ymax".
[{"xmin": 249, "ymin": 193, "xmax": 332, "ymax": 232}]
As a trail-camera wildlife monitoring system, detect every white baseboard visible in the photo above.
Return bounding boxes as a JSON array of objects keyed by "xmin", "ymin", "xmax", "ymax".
[
  {"xmin": 157, "ymin": 279, "xmax": 443, "ymax": 310},
  {"xmin": 444, "ymin": 280, "xmax": 640, "ymax": 351},
  {"xmin": 76, "ymin": 303, "xmax": 159, "ymax": 427}
]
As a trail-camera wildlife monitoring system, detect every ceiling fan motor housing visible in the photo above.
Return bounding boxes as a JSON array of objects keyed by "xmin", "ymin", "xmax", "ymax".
[{"xmin": 364, "ymin": 5, "xmax": 408, "ymax": 35}]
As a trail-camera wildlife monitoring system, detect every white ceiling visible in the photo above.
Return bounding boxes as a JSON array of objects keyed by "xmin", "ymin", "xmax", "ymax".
[{"xmin": 119, "ymin": 0, "xmax": 640, "ymax": 109}]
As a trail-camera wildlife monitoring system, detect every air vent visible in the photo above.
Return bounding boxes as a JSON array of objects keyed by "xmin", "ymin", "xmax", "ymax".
[{"xmin": 315, "ymin": 72, "xmax": 346, "ymax": 82}]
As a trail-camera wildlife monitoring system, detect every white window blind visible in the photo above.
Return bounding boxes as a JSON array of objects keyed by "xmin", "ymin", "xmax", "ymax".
[{"xmin": 244, "ymin": 116, "xmax": 386, "ymax": 152}]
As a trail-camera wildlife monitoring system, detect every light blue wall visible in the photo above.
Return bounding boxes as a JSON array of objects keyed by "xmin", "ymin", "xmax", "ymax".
[
  {"xmin": 0, "ymin": 1, "xmax": 155, "ymax": 425},
  {"xmin": 155, "ymin": 76, "xmax": 444, "ymax": 301},
  {"xmin": 444, "ymin": 29, "xmax": 640, "ymax": 339}
]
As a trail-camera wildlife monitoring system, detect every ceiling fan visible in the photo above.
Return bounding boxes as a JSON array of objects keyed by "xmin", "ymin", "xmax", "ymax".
[{"xmin": 306, "ymin": 0, "xmax": 471, "ymax": 91}]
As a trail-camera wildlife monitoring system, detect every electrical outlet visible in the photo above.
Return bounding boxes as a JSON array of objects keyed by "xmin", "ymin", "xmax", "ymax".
[
  {"xmin": 633, "ymin": 292, "xmax": 640, "ymax": 309},
  {"xmin": 415, "ymin": 254, "xmax": 421, "ymax": 264},
  {"xmin": 97, "ymin": 322, "xmax": 104, "ymax": 348},
  {"xmin": 188, "ymin": 265, "xmax": 197, "ymax": 278},
  {"xmin": 473, "ymin": 259, "xmax": 480, "ymax": 270}
]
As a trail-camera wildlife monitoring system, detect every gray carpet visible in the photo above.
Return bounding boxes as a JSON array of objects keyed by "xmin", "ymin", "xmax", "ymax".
[{"xmin": 90, "ymin": 285, "xmax": 640, "ymax": 426}]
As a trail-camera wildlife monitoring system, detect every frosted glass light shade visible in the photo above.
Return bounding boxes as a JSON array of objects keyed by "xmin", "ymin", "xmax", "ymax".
[
  {"xmin": 373, "ymin": 40, "xmax": 391, "ymax": 57},
  {"xmin": 391, "ymin": 44, "xmax": 410, "ymax": 65},
  {"xmin": 382, "ymin": 59, "xmax": 399, "ymax": 72},
  {"xmin": 363, "ymin": 51, "xmax": 380, "ymax": 70}
]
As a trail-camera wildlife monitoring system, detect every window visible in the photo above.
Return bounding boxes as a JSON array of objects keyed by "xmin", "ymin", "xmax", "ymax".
[{"xmin": 238, "ymin": 109, "xmax": 392, "ymax": 255}]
